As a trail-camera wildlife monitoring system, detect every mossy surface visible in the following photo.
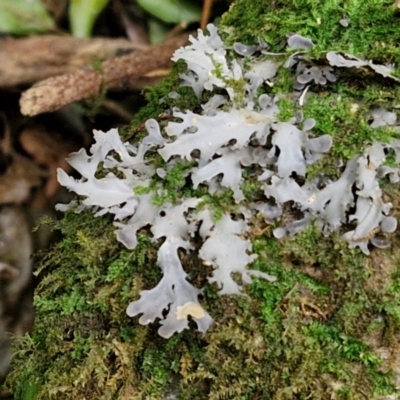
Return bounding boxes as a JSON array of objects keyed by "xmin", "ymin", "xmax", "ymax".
[
  {"xmin": 223, "ymin": 0, "xmax": 400, "ymax": 65},
  {"xmin": 7, "ymin": 0, "xmax": 400, "ymax": 399}
]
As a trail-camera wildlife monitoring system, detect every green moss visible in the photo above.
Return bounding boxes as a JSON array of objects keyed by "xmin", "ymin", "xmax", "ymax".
[
  {"xmin": 276, "ymin": 97, "xmax": 297, "ymax": 121},
  {"xmin": 249, "ymin": 236, "xmax": 396, "ymax": 398},
  {"xmin": 223, "ymin": 0, "xmax": 400, "ymax": 64},
  {"xmin": 151, "ymin": 160, "xmax": 198, "ymax": 206},
  {"xmin": 8, "ymin": 210, "xmax": 400, "ymax": 399},
  {"xmin": 196, "ymin": 190, "xmax": 237, "ymax": 222},
  {"xmin": 241, "ymin": 177, "xmax": 263, "ymax": 201},
  {"xmin": 302, "ymin": 91, "xmax": 400, "ymax": 160},
  {"xmin": 273, "ymin": 68, "xmax": 296, "ymax": 95},
  {"xmin": 121, "ymin": 60, "xmax": 202, "ymax": 140}
]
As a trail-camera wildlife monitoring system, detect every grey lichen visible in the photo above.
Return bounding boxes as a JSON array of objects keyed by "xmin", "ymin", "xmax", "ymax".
[{"xmin": 56, "ymin": 24, "xmax": 400, "ymax": 339}]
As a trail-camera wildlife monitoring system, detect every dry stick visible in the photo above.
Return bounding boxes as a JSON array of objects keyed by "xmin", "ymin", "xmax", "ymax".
[
  {"xmin": 200, "ymin": 0, "xmax": 214, "ymax": 29},
  {"xmin": 0, "ymin": 36, "xmax": 144, "ymax": 87},
  {"xmin": 20, "ymin": 33, "xmax": 190, "ymax": 117}
]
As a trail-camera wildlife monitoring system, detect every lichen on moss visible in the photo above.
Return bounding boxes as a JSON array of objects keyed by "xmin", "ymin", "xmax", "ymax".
[
  {"xmin": 7, "ymin": 0, "xmax": 400, "ymax": 399},
  {"xmin": 223, "ymin": 0, "xmax": 400, "ymax": 63}
]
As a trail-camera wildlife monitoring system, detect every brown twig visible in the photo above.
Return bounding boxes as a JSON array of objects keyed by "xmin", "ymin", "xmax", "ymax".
[
  {"xmin": 20, "ymin": 33, "xmax": 190, "ymax": 117},
  {"xmin": 0, "ymin": 36, "xmax": 145, "ymax": 87},
  {"xmin": 201, "ymin": 0, "xmax": 214, "ymax": 29}
]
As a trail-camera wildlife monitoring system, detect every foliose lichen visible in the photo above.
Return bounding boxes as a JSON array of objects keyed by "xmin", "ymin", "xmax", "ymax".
[{"xmin": 56, "ymin": 23, "xmax": 400, "ymax": 338}]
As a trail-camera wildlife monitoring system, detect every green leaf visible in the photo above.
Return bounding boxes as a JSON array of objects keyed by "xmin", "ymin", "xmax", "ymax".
[
  {"xmin": 0, "ymin": 0, "xmax": 55, "ymax": 35},
  {"xmin": 148, "ymin": 18, "xmax": 170, "ymax": 44},
  {"xmin": 69, "ymin": 0, "xmax": 110, "ymax": 38},
  {"xmin": 136, "ymin": 0, "xmax": 201, "ymax": 24}
]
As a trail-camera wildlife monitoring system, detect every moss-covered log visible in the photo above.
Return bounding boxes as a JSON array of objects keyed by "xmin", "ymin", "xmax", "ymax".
[{"xmin": 7, "ymin": 0, "xmax": 400, "ymax": 399}]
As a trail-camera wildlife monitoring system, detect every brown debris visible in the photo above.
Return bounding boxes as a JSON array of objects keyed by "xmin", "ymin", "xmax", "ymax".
[
  {"xmin": 0, "ymin": 35, "xmax": 145, "ymax": 87},
  {"xmin": 0, "ymin": 105, "xmax": 83, "ymax": 209},
  {"xmin": 114, "ymin": 0, "xmax": 150, "ymax": 45},
  {"xmin": 0, "ymin": 206, "xmax": 33, "ymax": 308},
  {"xmin": 19, "ymin": 125, "xmax": 77, "ymax": 202},
  {"xmin": 0, "ymin": 205, "xmax": 34, "ymax": 381},
  {"xmin": 0, "ymin": 116, "xmax": 44, "ymax": 205},
  {"xmin": 299, "ymin": 296, "xmax": 331, "ymax": 320},
  {"xmin": 0, "ymin": 263, "xmax": 19, "ymax": 281},
  {"xmin": 0, "ymin": 152, "xmax": 44, "ymax": 204},
  {"xmin": 20, "ymin": 33, "xmax": 190, "ymax": 117},
  {"xmin": 201, "ymin": 0, "xmax": 214, "ymax": 29},
  {"xmin": 41, "ymin": 0, "xmax": 68, "ymax": 21}
]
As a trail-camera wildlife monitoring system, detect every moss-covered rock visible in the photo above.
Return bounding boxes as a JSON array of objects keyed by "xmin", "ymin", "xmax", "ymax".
[{"xmin": 7, "ymin": 0, "xmax": 400, "ymax": 399}]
